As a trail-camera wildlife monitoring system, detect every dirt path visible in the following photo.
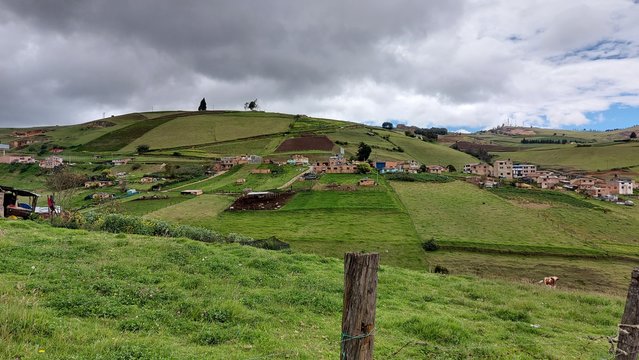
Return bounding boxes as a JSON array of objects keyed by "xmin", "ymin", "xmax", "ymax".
[
  {"xmin": 277, "ymin": 167, "xmax": 312, "ymax": 190},
  {"xmin": 164, "ymin": 171, "xmax": 227, "ymax": 192}
]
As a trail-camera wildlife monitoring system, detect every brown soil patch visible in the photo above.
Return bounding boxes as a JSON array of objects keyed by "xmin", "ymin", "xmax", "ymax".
[
  {"xmin": 453, "ymin": 141, "xmax": 517, "ymax": 152},
  {"xmin": 228, "ymin": 191, "xmax": 295, "ymax": 210},
  {"xmin": 503, "ymin": 128, "xmax": 536, "ymax": 136},
  {"xmin": 276, "ymin": 135, "xmax": 334, "ymax": 152},
  {"xmin": 313, "ymin": 183, "xmax": 357, "ymax": 191}
]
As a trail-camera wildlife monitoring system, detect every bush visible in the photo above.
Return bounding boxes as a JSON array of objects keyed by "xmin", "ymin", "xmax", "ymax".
[
  {"xmin": 131, "ymin": 163, "xmax": 142, "ymax": 170},
  {"xmin": 52, "ymin": 212, "xmax": 256, "ymax": 246},
  {"xmin": 136, "ymin": 144, "xmax": 150, "ymax": 154},
  {"xmin": 422, "ymin": 239, "xmax": 439, "ymax": 252},
  {"xmin": 433, "ymin": 265, "xmax": 449, "ymax": 275}
]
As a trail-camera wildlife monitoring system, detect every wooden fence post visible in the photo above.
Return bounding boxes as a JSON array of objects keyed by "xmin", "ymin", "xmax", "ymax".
[
  {"xmin": 341, "ymin": 252, "xmax": 379, "ymax": 360},
  {"xmin": 617, "ymin": 268, "xmax": 639, "ymax": 360}
]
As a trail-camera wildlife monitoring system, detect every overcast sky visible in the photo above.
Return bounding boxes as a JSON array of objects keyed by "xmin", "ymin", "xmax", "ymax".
[{"xmin": 1, "ymin": 0, "xmax": 639, "ymax": 130}]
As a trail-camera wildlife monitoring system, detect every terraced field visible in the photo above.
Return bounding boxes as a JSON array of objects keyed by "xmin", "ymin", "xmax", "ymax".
[
  {"xmin": 493, "ymin": 142, "xmax": 639, "ymax": 171},
  {"xmin": 123, "ymin": 112, "xmax": 294, "ymax": 151}
]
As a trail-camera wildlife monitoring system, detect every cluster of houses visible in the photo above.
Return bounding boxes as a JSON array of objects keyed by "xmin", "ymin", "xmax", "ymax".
[
  {"xmin": 0, "ymin": 154, "xmax": 64, "ymax": 169},
  {"xmin": 464, "ymin": 159, "xmax": 635, "ymax": 201},
  {"xmin": 374, "ymin": 160, "xmax": 420, "ymax": 174},
  {"xmin": 212, "ymin": 155, "xmax": 263, "ymax": 172}
]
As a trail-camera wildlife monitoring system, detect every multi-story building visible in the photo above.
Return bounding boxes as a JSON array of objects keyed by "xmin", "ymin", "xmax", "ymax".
[
  {"xmin": 463, "ymin": 163, "xmax": 493, "ymax": 176},
  {"xmin": 512, "ymin": 164, "xmax": 537, "ymax": 178},
  {"xmin": 493, "ymin": 159, "xmax": 513, "ymax": 179},
  {"xmin": 570, "ymin": 177, "xmax": 597, "ymax": 191},
  {"xmin": 287, "ymin": 155, "xmax": 309, "ymax": 166},
  {"xmin": 609, "ymin": 179, "xmax": 635, "ymax": 195}
]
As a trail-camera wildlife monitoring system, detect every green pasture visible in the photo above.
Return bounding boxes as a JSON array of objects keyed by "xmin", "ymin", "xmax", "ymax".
[
  {"xmin": 393, "ymin": 181, "xmax": 639, "ymax": 257},
  {"xmin": 46, "ymin": 113, "xmax": 147, "ymax": 148},
  {"xmin": 0, "ymin": 164, "xmax": 46, "ymax": 190},
  {"xmin": 188, "ymin": 164, "xmax": 306, "ymax": 193},
  {"xmin": 0, "ymin": 220, "xmax": 626, "ymax": 359},
  {"xmin": 289, "ymin": 116, "xmax": 351, "ymax": 131},
  {"xmin": 145, "ymin": 194, "xmax": 234, "ymax": 223},
  {"xmin": 195, "ymin": 137, "xmax": 282, "ymax": 156},
  {"xmin": 123, "ymin": 112, "xmax": 294, "ymax": 151},
  {"xmin": 389, "ymin": 135, "xmax": 477, "ymax": 170},
  {"xmin": 117, "ymin": 194, "xmax": 193, "ymax": 216},
  {"xmin": 283, "ymin": 190, "xmax": 401, "ymax": 211},
  {"xmin": 80, "ymin": 115, "xmax": 175, "ymax": 152},
  {"xmin": 494, "ymin": 142, "xmax": 639, "ymax": 171}
]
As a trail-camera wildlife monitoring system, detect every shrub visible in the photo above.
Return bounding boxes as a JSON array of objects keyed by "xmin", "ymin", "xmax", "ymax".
[
  {"xmin": 50, "ymin": 211, "xmax": 86, "ymax": 229},
  {"xmin": 102, "ymin": 214, "xmax": 149, "ymax": 235},
  {"xmin": 136, "ymin": 144, "xmax": 150, "ymax": 154},
  {"xmin": 52, "ymin": 212, "xmax": 252, "ymax": 246},
  {"xmin": 131, "ymin": 163, "xmax": 142, "ymax": 170},
  {"xmin": 433, "ymin": 265, "xmax": 449, "ymax": 275},
  {"xmin": 422, "ymin": 239, "xmax": 439, "ymax": 252}
]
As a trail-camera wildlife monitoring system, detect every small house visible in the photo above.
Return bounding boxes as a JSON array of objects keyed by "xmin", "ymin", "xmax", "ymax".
[
  {"xmin": 425, "ymin": 165, "xmax": 446, "ymax": 174},
  {"xmin": 358, "ymin": 178, "xmax": 376, "ymax": 187},
  {"xmin": 39, "ymin": 156, "xmax": 64, "ymax": 169},
  {"xmin": 236, "ymin": 178, "xmax": 247, "ymax": 185},
  {"xmin": 181, "ymin": 189, "xmax": 203, "ymax": 196},
  {"xmin": 140, "ymin": 177, "xmax": 158, "ymax": 184},
  {"xmin": 251, "ymin": 169, "xmax": 272, "ymax": 174},
  {"xmin": 112, "ymin": 158, "xmax": 132, "ymax": 166}
]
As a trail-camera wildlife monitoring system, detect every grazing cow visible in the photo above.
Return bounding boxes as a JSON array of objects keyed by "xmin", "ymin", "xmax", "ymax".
[{"xmin": 539, "ymin": 276, "xmax": 559, "ymax": 288}]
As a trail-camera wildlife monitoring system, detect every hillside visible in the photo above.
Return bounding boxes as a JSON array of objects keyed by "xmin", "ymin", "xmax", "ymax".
[{"xmin": 0, "ymin": 220, "xmax": 625, "ymax": 359}]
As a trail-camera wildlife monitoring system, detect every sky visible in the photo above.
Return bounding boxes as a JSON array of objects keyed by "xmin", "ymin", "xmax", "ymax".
[{"xmin": 1, "ymin": 1, "xmax": 639, "ymax": 131}]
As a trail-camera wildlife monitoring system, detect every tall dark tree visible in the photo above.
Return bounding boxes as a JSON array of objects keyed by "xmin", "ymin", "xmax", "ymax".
[
  {"xmin": 198, "ymin": 98, "xmax": 207, "ymax": 111},
  {"xmin": 631, "ymin": 131, "xmax": 637, "ymax": 139},
  {"xmin": 356, "ymin": 142, "xmax": 372, "ymax": 161},
  {"xmin": 382, "ymin": 122, "xmax": 393, "ymax": 129},
  {"xmin": 244, "ymin": 99, "xmax": 258, "ymax": 111}
]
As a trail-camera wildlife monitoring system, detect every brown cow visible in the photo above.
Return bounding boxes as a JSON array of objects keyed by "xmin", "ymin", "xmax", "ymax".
[{"xmin": 539, "ymin": 276, "xmax": 559, "ymax": 288}]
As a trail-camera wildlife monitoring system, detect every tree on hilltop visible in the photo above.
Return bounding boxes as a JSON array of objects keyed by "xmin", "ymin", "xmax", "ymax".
[
  {"xmin": 198, "ymin": 98, "xmax": 207, "ymax": 111},
  {"xmin": 382, "ymin": 122, "xmax": 393, "ymax": 129},
  {"xmin": 631, "ymin": 131, "xmax": 637, "ymax": 139},
  {"xmin": 244, "ymin": 99, "xmax": 259, "ymax": 111}
]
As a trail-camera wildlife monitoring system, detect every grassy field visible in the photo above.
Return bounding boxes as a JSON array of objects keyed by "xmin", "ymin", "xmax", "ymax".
[
  {"xmin": 0, "ymin": 220, "xmax": 627, "ymax": 359},
  {"xmin": 123, "ymin": 112, "xmax": 294, "ymax": 151},
  {"xmin": 79, "ymin": 115, "xmax": 176, "ymax": 152},
  {"xmin": 150, "ymin": 180, "xmax": 426, "ymax": 269},
  {"xmin": 392, "ymin": 181, "xmax": 639, "ymax": 293},
  {"xmin": 389, "ymin": 134, "xmax": 477, "ymax": 170},
  {"xmin": 195, "ymin": 137, "xmax": 283, "ymax": 156},
  {"xmin": 493, "ymin": 142, "xmax": 639, "ymax": 171},
  {"xmin": 46, "ymin": 114, "xmax": 147, "ymax": 148},
  {"xmin": 145, "ymin": 194, "xmax": 234, "ymax": 223},
  {"xmin": 117, "ymin": 194, "xmax": 194, "ymax": 216},
  {"xmin": 186, "ymin": 164, "xmax": 307, "ymax": 193},
  {"xmin": 0, "ymin": 164, "xmax": 47, "ymax": 190},
  {"xmin": 393, "ymin": 181, "xmax": 639, "ymax": 256}
]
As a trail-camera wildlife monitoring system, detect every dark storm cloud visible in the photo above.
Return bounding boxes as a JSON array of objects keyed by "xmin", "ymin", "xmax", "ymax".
[
  {"xmin": 0, "ymin": 1, "xmax": 638, "ymax": 128},
  {"xmin": 0, "ymin": 1, "xmax": 463, "ymax": 106}
]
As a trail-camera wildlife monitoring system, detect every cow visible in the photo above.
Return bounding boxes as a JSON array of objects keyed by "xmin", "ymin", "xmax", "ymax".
[{"xmin": 539, "ymin": 276, "xmax": 559, "ymax": 288}]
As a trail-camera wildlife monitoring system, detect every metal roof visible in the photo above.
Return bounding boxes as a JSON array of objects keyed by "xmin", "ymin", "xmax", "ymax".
[{"xmin": 0, "ymin": 185, "xmax": 40, "ymax": 197}]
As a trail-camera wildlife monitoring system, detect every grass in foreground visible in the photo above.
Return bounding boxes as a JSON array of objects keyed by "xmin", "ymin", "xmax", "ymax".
[{"xmin": 0, "ymin": 220, "xmax": 625, "ymax": 359}]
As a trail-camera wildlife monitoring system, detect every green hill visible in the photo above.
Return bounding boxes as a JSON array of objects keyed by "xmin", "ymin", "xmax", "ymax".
[
  {"xmin": 0, "ymin": 220, "xmax": 625, "ymax": 359},
  {"xmin": 2, "ymin": 112, "xmax": 638, "ymax": 293}
]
